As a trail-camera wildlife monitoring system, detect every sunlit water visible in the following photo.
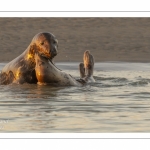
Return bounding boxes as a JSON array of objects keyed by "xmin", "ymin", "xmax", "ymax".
[{"xmin": 1, "ymin": 62, "xmax": 150, "ymax": 132}]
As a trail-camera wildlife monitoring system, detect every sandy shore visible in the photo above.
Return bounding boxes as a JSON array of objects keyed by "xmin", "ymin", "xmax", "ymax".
[{"xmin": 0, "ymin": 18, "xmax": 150, "ymax": 62}]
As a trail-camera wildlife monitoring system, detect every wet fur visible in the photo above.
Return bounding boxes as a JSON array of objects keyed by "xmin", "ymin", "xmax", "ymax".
[
  {"xmin": 35, "ymin": 53, "xmax": 81, "ymax": 86},
  {"xmin": 0, "ymin": 32, "xmax": 95, "ymax": 86},
  {"xmin": 80, "ymin": 50, "xmax": 95, "ymax": 83},
  {"xmin": 0, "ymin": 32, "xmax": 58, "ymax": 85},
  {"xmin": 35, "ymin": 50, "xmax": 95, "ymax": 86}
]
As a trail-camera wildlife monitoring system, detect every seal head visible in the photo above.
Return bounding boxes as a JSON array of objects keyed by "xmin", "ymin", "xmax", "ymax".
[{"xmin": 32, "ymin": 32, "xmax": 58, "ymax": 59}]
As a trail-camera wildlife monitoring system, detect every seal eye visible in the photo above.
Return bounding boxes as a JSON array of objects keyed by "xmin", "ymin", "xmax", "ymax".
[{"xmin": 41, "ymin": 42, "xmax": 44, "ymax": 45}]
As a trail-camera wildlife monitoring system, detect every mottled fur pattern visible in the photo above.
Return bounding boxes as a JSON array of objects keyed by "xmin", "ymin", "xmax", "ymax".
[
  {"xmin": 0, "ymin": 32, "xmax": 58, "ymax": 85},
  {"xmin": 0, "ymin": 32, "xmax": 95, "ymax": 86},
  {"xmin": 35, "ymin": 50, "xmax": 95, "ymax": 86}
]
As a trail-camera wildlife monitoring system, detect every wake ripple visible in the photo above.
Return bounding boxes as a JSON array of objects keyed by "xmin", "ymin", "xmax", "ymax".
[{"xmin": 92, "ymin": 76, "xmax": 150, "ymax": 88}]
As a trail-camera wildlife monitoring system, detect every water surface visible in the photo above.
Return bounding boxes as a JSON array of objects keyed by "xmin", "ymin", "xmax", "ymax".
[{"xmin": 0, "ymin": 62, "xmax": 150, "ymax": 132}]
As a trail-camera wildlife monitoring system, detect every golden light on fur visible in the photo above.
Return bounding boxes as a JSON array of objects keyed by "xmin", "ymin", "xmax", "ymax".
[
  {"xmin": 27, "ymin": 54, "xmax": 33, "ymax": 59},
  {"xmin": 16, "ymin": 71, "xmax": 20, "ymax": 78},
  {"xmin": 83, "ymin": 50, "xmax": 90, "ymax": 68}
]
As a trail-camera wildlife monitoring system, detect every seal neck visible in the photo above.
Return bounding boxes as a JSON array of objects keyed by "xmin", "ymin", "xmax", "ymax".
[{"xmin": 23, "ymin": 44, "xmax": 36, "ymax": 61}]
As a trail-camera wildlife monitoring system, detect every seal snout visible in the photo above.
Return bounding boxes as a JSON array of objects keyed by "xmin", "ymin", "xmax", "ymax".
[
  {"xmin": 50, "ymin": 40, "xmax": 58, "ymax": 58},
  {"xmin": 51, "ymin": 47, "xmax": 57, "ymax": 57},
  {"xmin": 34, "ymin": 32, "xmax": 59, "ymax": 59}
]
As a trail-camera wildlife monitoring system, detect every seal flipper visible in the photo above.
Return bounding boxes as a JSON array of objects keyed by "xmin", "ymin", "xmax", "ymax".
[
  {"xmin": 79, "ymin": 62, "xmax": 85, "ymax": 78},
  {"xmin": 0, "ymin": 72, "xmax": 6, "ymax": 85},
  {"xmin": 0, "ymin": 71, "xmax": 15, "ymax": 85},
  {"xmin": 83, "ymin": 50, "xmax": 95, "ymax": 82}
]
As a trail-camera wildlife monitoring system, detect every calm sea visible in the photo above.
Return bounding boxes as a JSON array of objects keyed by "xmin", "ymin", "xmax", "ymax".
[{"xmin": 0, "ymin": 62, "xmax": 150, "ymax": 132}]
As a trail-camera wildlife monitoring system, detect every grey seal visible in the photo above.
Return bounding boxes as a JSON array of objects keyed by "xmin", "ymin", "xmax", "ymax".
[
  {"xmin": 35, "ymin": 50, "xmax": 95, "ymax": 86},
  {"xmin": 0, "ymin": 32, "xmax": 58, "ymax": 85}
]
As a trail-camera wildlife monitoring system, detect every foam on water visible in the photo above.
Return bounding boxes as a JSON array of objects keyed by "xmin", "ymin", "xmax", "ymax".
[{"xmin": 1, "ymin": 62, "xmax": 150, "ymax": 132}]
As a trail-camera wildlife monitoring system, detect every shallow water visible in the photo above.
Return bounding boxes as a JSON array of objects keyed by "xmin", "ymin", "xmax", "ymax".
[{"xmin": 1, "ymin": 62, "xmax": 150, "ymax": 132}]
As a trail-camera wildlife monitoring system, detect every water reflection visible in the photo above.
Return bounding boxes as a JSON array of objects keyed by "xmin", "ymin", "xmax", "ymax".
[{"xmin": 1, "ymin": 62, "xmax": 150, "ymax": 132}]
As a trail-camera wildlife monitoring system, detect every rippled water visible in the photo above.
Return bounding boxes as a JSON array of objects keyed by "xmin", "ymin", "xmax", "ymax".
[{"xmin": 1, "ymin": 62, "xmax": 150, "ymax": 132}]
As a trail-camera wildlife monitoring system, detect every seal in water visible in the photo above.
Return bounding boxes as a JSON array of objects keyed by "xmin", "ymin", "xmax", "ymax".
[
  {"xmin": 79, "ymin": 50, "xmax": 95, "ymax": 83},
  {"xmin": 35, "ymin": 50, "xmax": 95, "ymax": 86},
  {"xmin": 0, "ymin": 32, "xmax": 58, "ymax": 85}
]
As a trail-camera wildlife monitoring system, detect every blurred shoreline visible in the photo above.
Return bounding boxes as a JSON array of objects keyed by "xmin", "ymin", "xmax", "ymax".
[{"xmin": 0, "ymin": 18, "xmax": 150, "ymax": 62}]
